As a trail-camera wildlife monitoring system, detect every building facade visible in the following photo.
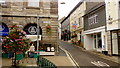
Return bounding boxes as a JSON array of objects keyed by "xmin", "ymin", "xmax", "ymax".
[
  {"xmin": 61, "ymin": 16, "xmax": 70, "ymax": 41},
  {"xmin": 84, "ymin": 3, "xmax": 107, "ymax": 53},
  {"xmin": 69, "ymin": 2, "xmax": 85, "ymax": 47},
  {"xmin": 58, "ymin": 17, "xmax": 65, "ymax": 40},
  {"xmin": 105, "ymin": 0, "xmax": 120, "ymax": 55},
  {"xmin": 69, "ymin": 1, "xmax": 101, "ymax": 47},
  {"xmin": 0, "ymin": 0, "xmax": 58, "ymax": 55}
]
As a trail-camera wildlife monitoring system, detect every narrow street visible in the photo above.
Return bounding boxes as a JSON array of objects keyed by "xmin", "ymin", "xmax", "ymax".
[{"xmin": 58, "ymin": 40, "xmax": 119, "ymax": 68}]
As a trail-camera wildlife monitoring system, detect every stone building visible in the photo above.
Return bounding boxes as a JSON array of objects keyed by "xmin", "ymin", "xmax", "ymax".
[
  {"xmin": 61, "ymin": 15, "xmax": 70, "ymax": 41},
  {"xmin": 0, "ymin": 0, "xmax": 58, "ymax": 55}
]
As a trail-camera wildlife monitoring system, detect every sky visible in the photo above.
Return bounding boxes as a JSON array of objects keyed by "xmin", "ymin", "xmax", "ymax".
[{"xmin": 58, "ymin": 0, "xmax": 81, "ymax": 19}]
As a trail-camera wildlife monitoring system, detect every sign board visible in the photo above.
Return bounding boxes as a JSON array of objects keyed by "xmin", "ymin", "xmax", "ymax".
[
  {"xmin": 0, "ymin": 23, "xmax": 9, "ymax": 36},
  {"xmin": 72, "ymin": 24, "xmax": 77, "ymax": 29},
  {"xmin": 39, "ymin": 52, "xmax": 55, "ymax": 55},
  {"xmin": 23, "ymin": 23, "xmax": 42, "ymax": 35},
  {"xmin": 43, "ymin": 21, "xmax": 51, "ymax": 24},
  {"xmin": 26, "ymin": 35, "xmax": 41, "ymax": 41}
]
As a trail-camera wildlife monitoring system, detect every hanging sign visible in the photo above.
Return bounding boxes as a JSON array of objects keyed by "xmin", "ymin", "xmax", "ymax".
[
  {"xmin": 28, "ymin": 26, "xmax": 37, "ymax": 35},
  {"xmin": 72, "ymin": 24, "xmax": 77, "ymax": 29},
  {"xmin": 23, "ymin": 23, "xmax": 42, "ymax": 35}
]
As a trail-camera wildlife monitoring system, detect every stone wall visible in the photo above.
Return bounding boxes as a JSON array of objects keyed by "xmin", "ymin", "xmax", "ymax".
[{"xmin": 0, "ymin": 0, "xmax": 58, "ymax": 53}]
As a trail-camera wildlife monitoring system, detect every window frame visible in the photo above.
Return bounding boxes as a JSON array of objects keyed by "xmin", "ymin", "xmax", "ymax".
[{"xmin": 88, "ymin": 14, "xmax": 98, "ymax": 25}]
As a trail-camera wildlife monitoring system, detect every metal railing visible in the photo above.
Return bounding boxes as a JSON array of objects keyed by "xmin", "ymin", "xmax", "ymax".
[{"xmin": 37, "ymin": 56, "xmax": 57, "ymax": 68}]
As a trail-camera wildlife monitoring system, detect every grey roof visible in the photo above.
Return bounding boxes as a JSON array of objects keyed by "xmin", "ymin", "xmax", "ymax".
[{"xmin": 83, "ymin": 2, "xmax": 105, "ymax": 17}]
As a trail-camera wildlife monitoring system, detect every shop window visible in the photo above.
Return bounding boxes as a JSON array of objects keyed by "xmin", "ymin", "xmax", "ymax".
[{"xmin": 79, "ymin": 18, "xmax": 82, "ymax": 27}]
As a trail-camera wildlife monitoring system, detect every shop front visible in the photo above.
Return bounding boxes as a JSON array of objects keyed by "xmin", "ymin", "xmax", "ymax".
[
  {"xmin": 84, "ymin": 33, "xmax": 103, "ymax": 52},
  {"xmin": 84, "ymin": 26, "xmax": 107, "ymax": 53},
  {"xmin": 23, "ymin": 23, "xmax": 55, "ymax": 55}
]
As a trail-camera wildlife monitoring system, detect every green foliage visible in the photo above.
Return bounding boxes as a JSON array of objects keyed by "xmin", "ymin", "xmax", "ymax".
[{"xmin": 46, "ymin": 24, "xmax": 52, "ymax": 35}]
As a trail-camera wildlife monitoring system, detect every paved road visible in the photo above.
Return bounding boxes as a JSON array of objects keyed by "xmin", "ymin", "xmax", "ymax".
[{"xmin": 58, "ymin": 40, "xmax": 120, "ymax": 68}]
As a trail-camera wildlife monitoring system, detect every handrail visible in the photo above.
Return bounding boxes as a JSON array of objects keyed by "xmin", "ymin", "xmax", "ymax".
[{"xmin": 37, "ymin": 56, "xmax": 57, "ymax": 68}]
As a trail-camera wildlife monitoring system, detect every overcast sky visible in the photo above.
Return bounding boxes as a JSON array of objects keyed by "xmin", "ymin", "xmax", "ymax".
[{"xmin": 58, "ymin": 0, "xmax": 81, "ymax": 19}]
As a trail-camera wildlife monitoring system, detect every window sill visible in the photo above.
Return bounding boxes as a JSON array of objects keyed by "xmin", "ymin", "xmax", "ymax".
[{"xmin": 26, "ymin": 7, "xmax": 40, "ymax": 9}]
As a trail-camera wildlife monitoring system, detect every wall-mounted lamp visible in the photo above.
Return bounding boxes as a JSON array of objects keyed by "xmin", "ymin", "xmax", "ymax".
[{"xmin": 108, "ymin": 15, "xmax": 112, "ymax": 20}]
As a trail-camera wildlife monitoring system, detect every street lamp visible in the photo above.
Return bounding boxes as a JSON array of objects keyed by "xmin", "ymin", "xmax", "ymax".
[{"xmin": 56, "ymin": 2, "xmax": 66, "ymax": 55}]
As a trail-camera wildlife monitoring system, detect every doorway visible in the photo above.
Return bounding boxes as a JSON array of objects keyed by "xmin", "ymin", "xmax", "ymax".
[
  {"xmin": 93, "ymin": 33, "xmax": 102, "ymax": 50},
  {"xmin": 111, "ymin": 31, "xmax": 119, "ymax": 55}
]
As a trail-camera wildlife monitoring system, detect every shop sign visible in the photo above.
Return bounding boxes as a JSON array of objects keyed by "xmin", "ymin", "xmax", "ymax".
[
  {"xmin": 28, "ymin": 26, "xmax": 37, "ymax": 35},
  {"xmin": 72, "ymin": 24, "xmax": 77, "ymax": 29},
  {"xmin": 81, "ymin": 35, "xmax": 84, "ymax": 42},
  {"xmin": 23, "ymin": 23, "xmax": 42, "ymax": 35},
  {"xmin": 0, "ymin": 23, "xmax": 9, "ymax": 36}
]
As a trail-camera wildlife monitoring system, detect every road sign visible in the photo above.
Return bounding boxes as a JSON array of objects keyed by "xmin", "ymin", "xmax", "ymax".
[{"xmin": 0, "ymin": 23, "xmax": 9, "ymax": 36}]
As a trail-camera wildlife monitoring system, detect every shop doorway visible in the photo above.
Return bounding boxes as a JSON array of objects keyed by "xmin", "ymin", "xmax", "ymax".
[
  {"xmin": 93, "ymin": 33, "xmax": 102, "ymax": 50},
  {"xmin": 112, "ymin": 31, "xmax": 118, "ymax": 55}
]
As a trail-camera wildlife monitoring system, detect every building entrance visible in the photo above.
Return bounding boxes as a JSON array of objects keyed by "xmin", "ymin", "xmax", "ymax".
[
  {"xmin": 111, "ymin": 30, "xmax": 120, "ymax": 55},
  {"xmin": 94, "ymin": 33, "xmax": 102, "ymax": 50}
]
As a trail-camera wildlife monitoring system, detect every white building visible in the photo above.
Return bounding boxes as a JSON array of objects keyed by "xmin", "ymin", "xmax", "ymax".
[
  {"xmin": 105, "ymin": 0, "xmax": 120, "ymax": 55},
  {"xmin": 84, "ymin": 3, "xmax": 107, "ymax": 53}
]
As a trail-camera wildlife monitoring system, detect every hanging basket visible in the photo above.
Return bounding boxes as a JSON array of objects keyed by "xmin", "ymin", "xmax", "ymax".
[{"xmin": 46, "ymin": 25, "xmax": 52, "ymax": 34}]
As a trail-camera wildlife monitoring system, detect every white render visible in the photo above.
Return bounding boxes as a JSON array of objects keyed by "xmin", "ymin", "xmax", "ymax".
[
  {"xmin": 105, "ymin": 0, "xmax": 120, "ymax": 30},
  {"xmin": 84, "ymin": 26, "xmax": 107, "ymax": 52}
]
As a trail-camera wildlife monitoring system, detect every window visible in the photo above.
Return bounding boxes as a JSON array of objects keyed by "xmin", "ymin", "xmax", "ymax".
[
  {"xmin": 28, "ymin": 0, "xmax": 39, "ymax": 7},
  {"xmin": 88, "ymin": 14, "xmax": 98, "ymax": 25},
  {"xmin": 79, "ymin": 18, "xmax": 82, "ymax": 26}
]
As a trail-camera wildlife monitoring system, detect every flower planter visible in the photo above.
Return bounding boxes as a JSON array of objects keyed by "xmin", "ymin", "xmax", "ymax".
[
  {"xmin": 2, "ymin": 53, "xmax": 8, "ymax": 58},
  {"xmin": 16, "ymin": 53, "xmax": 23, "ymax": 60}
]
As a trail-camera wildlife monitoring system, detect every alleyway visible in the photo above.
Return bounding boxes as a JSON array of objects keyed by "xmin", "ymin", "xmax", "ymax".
[{"xmin": 58, "ymin": 40, "xmax": 120, "ymax": 68}]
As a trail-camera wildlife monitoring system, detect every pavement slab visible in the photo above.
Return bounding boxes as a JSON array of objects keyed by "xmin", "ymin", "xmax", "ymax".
[{"xmin": 44, "ymin": 56, "xmax": 74, "ymax": 66}]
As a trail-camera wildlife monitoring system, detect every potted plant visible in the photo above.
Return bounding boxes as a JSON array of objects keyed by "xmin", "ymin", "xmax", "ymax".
[{"xmin": 46, "ymin": 24, "xmax": 51, "ymax": 34}]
